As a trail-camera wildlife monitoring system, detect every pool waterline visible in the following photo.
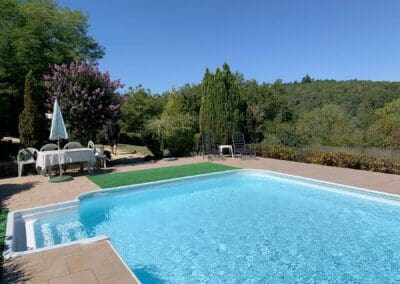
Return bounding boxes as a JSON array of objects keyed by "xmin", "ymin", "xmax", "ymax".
[{"xmin": 5, "ymin": 169, "xmax": 400, "ymax": 282}]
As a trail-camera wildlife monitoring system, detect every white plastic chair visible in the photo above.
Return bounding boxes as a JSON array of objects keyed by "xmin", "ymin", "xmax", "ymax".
[
  {"xmin": 63, "ymin": 141, "xmax": 83, "ymax": 149},
  {"xmin": 63, "ymin": 141, "xmax": 83, "ymax": 172},
  {"xmin": 88, "ymin": 141, "xmax": 108, "ymax": 168},
  {"xmin": 17, "ymin": 148, "xmax": 39, "ymax": 177},
  {"xmin": 40, "ymin": 143, "xmax": 59, "ymax": 151}
]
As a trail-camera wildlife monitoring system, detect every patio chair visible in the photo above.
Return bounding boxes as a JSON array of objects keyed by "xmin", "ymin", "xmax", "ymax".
[
  {"xmin": 38, "ymin": 143, "xmax": 59, "ymax": 175},
  {"xmin": 63, "ymin": 141, "xmax": 83, "ymax": 172},
  {"xmin": 232, "ymin": 132, "xmax": 256, "ymax": 160},
  {"xmin": 40, "ymin": 143, "xmax": 59, "ymax": 151},
  {"xmin": 88, "ymin": 140, "xmax": 109, "ymax": 168},
  {"xmin": 201, "ymin": 133, "xmax": 222, "ymax": 160},
  {"xmin": 63, "ymin": 141, "xmax": 83, "ymax": 149},
  {"xmin": 17, "ymin": 148, "xmax": 39, "ymax": 177}
]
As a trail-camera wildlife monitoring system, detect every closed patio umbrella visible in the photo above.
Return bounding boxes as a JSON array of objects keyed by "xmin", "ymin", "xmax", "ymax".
[{"xmin": 49, "ymin": 99, "xmax": 72, "ymax": 182}]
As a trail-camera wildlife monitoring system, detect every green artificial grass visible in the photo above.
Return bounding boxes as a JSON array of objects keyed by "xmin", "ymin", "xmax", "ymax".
[
  {"xmin": 0, "ymin": 209, "xmax": 8, "ymax": 278},
  {"xmin": 89, "ymin": 162, "xmax": 239, "ymax": 188}
]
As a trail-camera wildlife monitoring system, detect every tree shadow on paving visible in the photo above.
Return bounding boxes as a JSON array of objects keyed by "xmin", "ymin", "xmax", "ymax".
[
  {"xmin": 0, "ymin": 182, "xmax": 37, "ymax": 210},
  {"xmin": 2, "ymin": 258, "xmax": 33, "ymax": 283}
]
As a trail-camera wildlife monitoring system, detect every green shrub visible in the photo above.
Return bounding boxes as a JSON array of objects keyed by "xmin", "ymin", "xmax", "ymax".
[
  {"xmin": 305, "ymin": 152, "xmax": 339, "ymax": 167},
  {"xmin": 0, "ymin": 141, "xmax": 20, "ymax": 162},
  {"xmin": 119, "ymin": 132, "xmax": 144, "ymax": 145},
  {"xmin": 141, "ymin": 128, "xmax": 162, "ymax": 159},
  {"xmin": 145, "ymin": 114, "xmax": 197, "ymax": 158},
  {"xmin": 253, "ymin": 144, "xmax": 297, "ymax": 161},
  {"xmin": 163, "ymin": 115, "xmax": 196, "ymax": 157},
  {"xmin": 264, "ymin": 122, "xmax": 301, "ymax": 147},
  {"xmin": 254, "ymin": 144, "xmax": 400, "ymax": 175}
]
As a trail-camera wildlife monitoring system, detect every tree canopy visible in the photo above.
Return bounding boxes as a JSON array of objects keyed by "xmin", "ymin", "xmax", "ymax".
[
  {"xmin": 0, "ymin": 0, "xmax": 104, "ymax": 136},
  {"xmin": 44, "ymin": 61, "xmax": 122, "ymax": 143},
  {"xmin": 120, "ymin": 86, "xmax": 164, "ymax": 132},
  {"xmin": 118, "ymin": 67, "xmax": 400, "ymax": 156},
  {"xmin": 199, "ymin": 63, "xmax": 244, "ymax": 144}
]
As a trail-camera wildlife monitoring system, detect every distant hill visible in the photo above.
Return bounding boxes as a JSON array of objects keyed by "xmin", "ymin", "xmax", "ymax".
[{"xmin": 284, "ymin": 80, "xmax": 400, "ymax": 120}]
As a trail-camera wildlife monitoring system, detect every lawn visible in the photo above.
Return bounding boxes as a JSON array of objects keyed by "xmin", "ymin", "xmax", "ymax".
[
  {"xmin": 88, "ymin": 162, "xmax": 239, "ymax": 188},
  {"xmin": 0, "ymin": 209, "xmax": 8, "ymax": 278},
  {"xmin": 118, "ymin": 144, "xmax": 153, "ymax": 156}
]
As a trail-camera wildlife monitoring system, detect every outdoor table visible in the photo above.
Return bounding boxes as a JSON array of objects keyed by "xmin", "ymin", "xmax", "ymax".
[
  {"xmin": 218, "ymin": 144, "xmax": 234, "ymax": 158},
  {"xmin": 36, "ymin": 148, "xmax": 96, "ymax": 176}
]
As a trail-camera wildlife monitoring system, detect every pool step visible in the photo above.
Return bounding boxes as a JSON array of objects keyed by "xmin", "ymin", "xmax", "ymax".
[{"xmin": 37, "ymin": 220, "xmax": 88, "ymax": 248}]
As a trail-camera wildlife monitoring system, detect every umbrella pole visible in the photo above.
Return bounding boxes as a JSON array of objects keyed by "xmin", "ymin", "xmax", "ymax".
[
  {"xmin": 58, "ymin": 138, "xmax": 63, "ymax": 176},
  {"xmin": 49, "ymin": 138, "xmax": 72, "ymax": 183}
]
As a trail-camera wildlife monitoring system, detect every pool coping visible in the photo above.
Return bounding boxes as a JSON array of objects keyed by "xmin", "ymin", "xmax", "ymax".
[{"xmin": 4, "ymin": 168, "xmax": 400, "ymax": 280}]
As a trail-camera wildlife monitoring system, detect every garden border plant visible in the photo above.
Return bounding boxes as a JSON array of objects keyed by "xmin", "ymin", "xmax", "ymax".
[{"xmin": 252, "ymin": 144, "xmax": 400, "ymax": 175}]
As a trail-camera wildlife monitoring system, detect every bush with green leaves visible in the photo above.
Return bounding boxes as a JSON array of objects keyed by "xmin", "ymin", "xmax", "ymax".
[
  {"xmin": 263, "ymin": 122, "xmax": 300, "ymax": 147},
  {"xmin": 141, "ymin": 127, "xmax": 163, "ymax": 159},
  {"xmin": 120, "ymin": 86, "xmax": 164, "ymax": 132},
  {"xmin": 368, "ymin": 98, "xmax": 400, "ymax": 148},
  {"xmin": 253, "ymin": 144, "xmax": 400, "ymax": 175},
  {"xmin": 296, "ymin": 104, "xmax": 358, "ymax": 146},
  {"xmin": 118, "ymin": 132, "xmax": 144, "ymax": 146},
  {"xmin": 145, "ymin": 114, "xmax": 197, "ymax": 157}
]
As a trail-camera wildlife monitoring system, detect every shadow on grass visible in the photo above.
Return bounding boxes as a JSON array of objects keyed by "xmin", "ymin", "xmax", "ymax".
[
  {"xmin": 110, "ymin": 157, "xmax": 145, "ymax": 165},
  {"xmin": 87, "ymin": 168, "xmax": 115, "ymax": 176}
]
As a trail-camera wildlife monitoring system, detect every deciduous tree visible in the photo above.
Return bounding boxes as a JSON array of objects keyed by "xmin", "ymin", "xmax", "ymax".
[
  {"xmin": 0, "ymin": 0, "xmax": 104, "ymax": 136},
  {"xmin": 44, "ymin": 61, "xmax": 123, "ymax": 143}
]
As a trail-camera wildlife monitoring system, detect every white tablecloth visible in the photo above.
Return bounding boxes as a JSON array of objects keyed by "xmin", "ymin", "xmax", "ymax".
[{"xmin": 36, "ymin": 148, "xmax": 96, "ymax": 169}]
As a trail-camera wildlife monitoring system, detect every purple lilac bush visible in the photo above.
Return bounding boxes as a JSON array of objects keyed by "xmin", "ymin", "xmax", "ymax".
[{"xmin": 44, "ymin": 61, "xmax": 123, "ymax": 142}]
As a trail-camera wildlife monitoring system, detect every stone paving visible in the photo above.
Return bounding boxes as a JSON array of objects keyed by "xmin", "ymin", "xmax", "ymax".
[
  {"xmin": 2, "ymin": 241, "xmax": 138, "ymax": 284},
  {"xmin": 1, "ymin": 156, "xmax": 399, "ymax": 212},
  {"xmin": 1, "ymin": 156, "xmax": 400, "ymax": 283},
  {"xmin": 214, "ymin": 156, "xmax": 400, "ymax": 195}
]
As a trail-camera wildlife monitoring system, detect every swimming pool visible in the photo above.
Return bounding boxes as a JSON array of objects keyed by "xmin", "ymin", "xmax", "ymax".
[{"xmin": 8, "ymin": 170, "xmax": 400, "ymax": 282}]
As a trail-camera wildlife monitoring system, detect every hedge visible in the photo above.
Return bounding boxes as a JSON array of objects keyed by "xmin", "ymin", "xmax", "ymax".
[{"xmin": 252, "ymin": 144, "xmax": 400, "ymax": 175}]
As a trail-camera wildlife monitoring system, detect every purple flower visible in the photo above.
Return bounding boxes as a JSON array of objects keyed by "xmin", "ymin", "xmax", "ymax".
[{"xmin": 44, "ymin": 60, "xmax": 124, "ymax": 140}]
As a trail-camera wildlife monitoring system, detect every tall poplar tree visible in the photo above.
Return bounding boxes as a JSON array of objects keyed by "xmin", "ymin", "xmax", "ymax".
[{"xmin": 199, "ymin": 63, "xmax": 244, "ymax": 144}]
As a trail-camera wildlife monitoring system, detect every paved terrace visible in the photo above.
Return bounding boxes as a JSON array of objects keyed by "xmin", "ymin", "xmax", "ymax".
[
  {"xmin": 1, "ymin": 156, "xmax": 400, "ymax": 212},
  {"xmin": 3, "ymin": 240, "xmax": 137, "ymax": 284},
  {"xmin": 1, "ymin": 156, "xmax": 400, "ymax": 283}
]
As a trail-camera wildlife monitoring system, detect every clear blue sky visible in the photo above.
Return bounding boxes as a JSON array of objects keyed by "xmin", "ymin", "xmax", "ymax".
[{"xmin": 60, "ymin": 0, "xmax": 400, "ymax": 93}]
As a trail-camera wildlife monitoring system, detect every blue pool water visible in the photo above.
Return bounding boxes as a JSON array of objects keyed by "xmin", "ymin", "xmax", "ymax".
[{"xmin": 34, "ymin": 171, "xmax": 400, "ymax": 283}]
